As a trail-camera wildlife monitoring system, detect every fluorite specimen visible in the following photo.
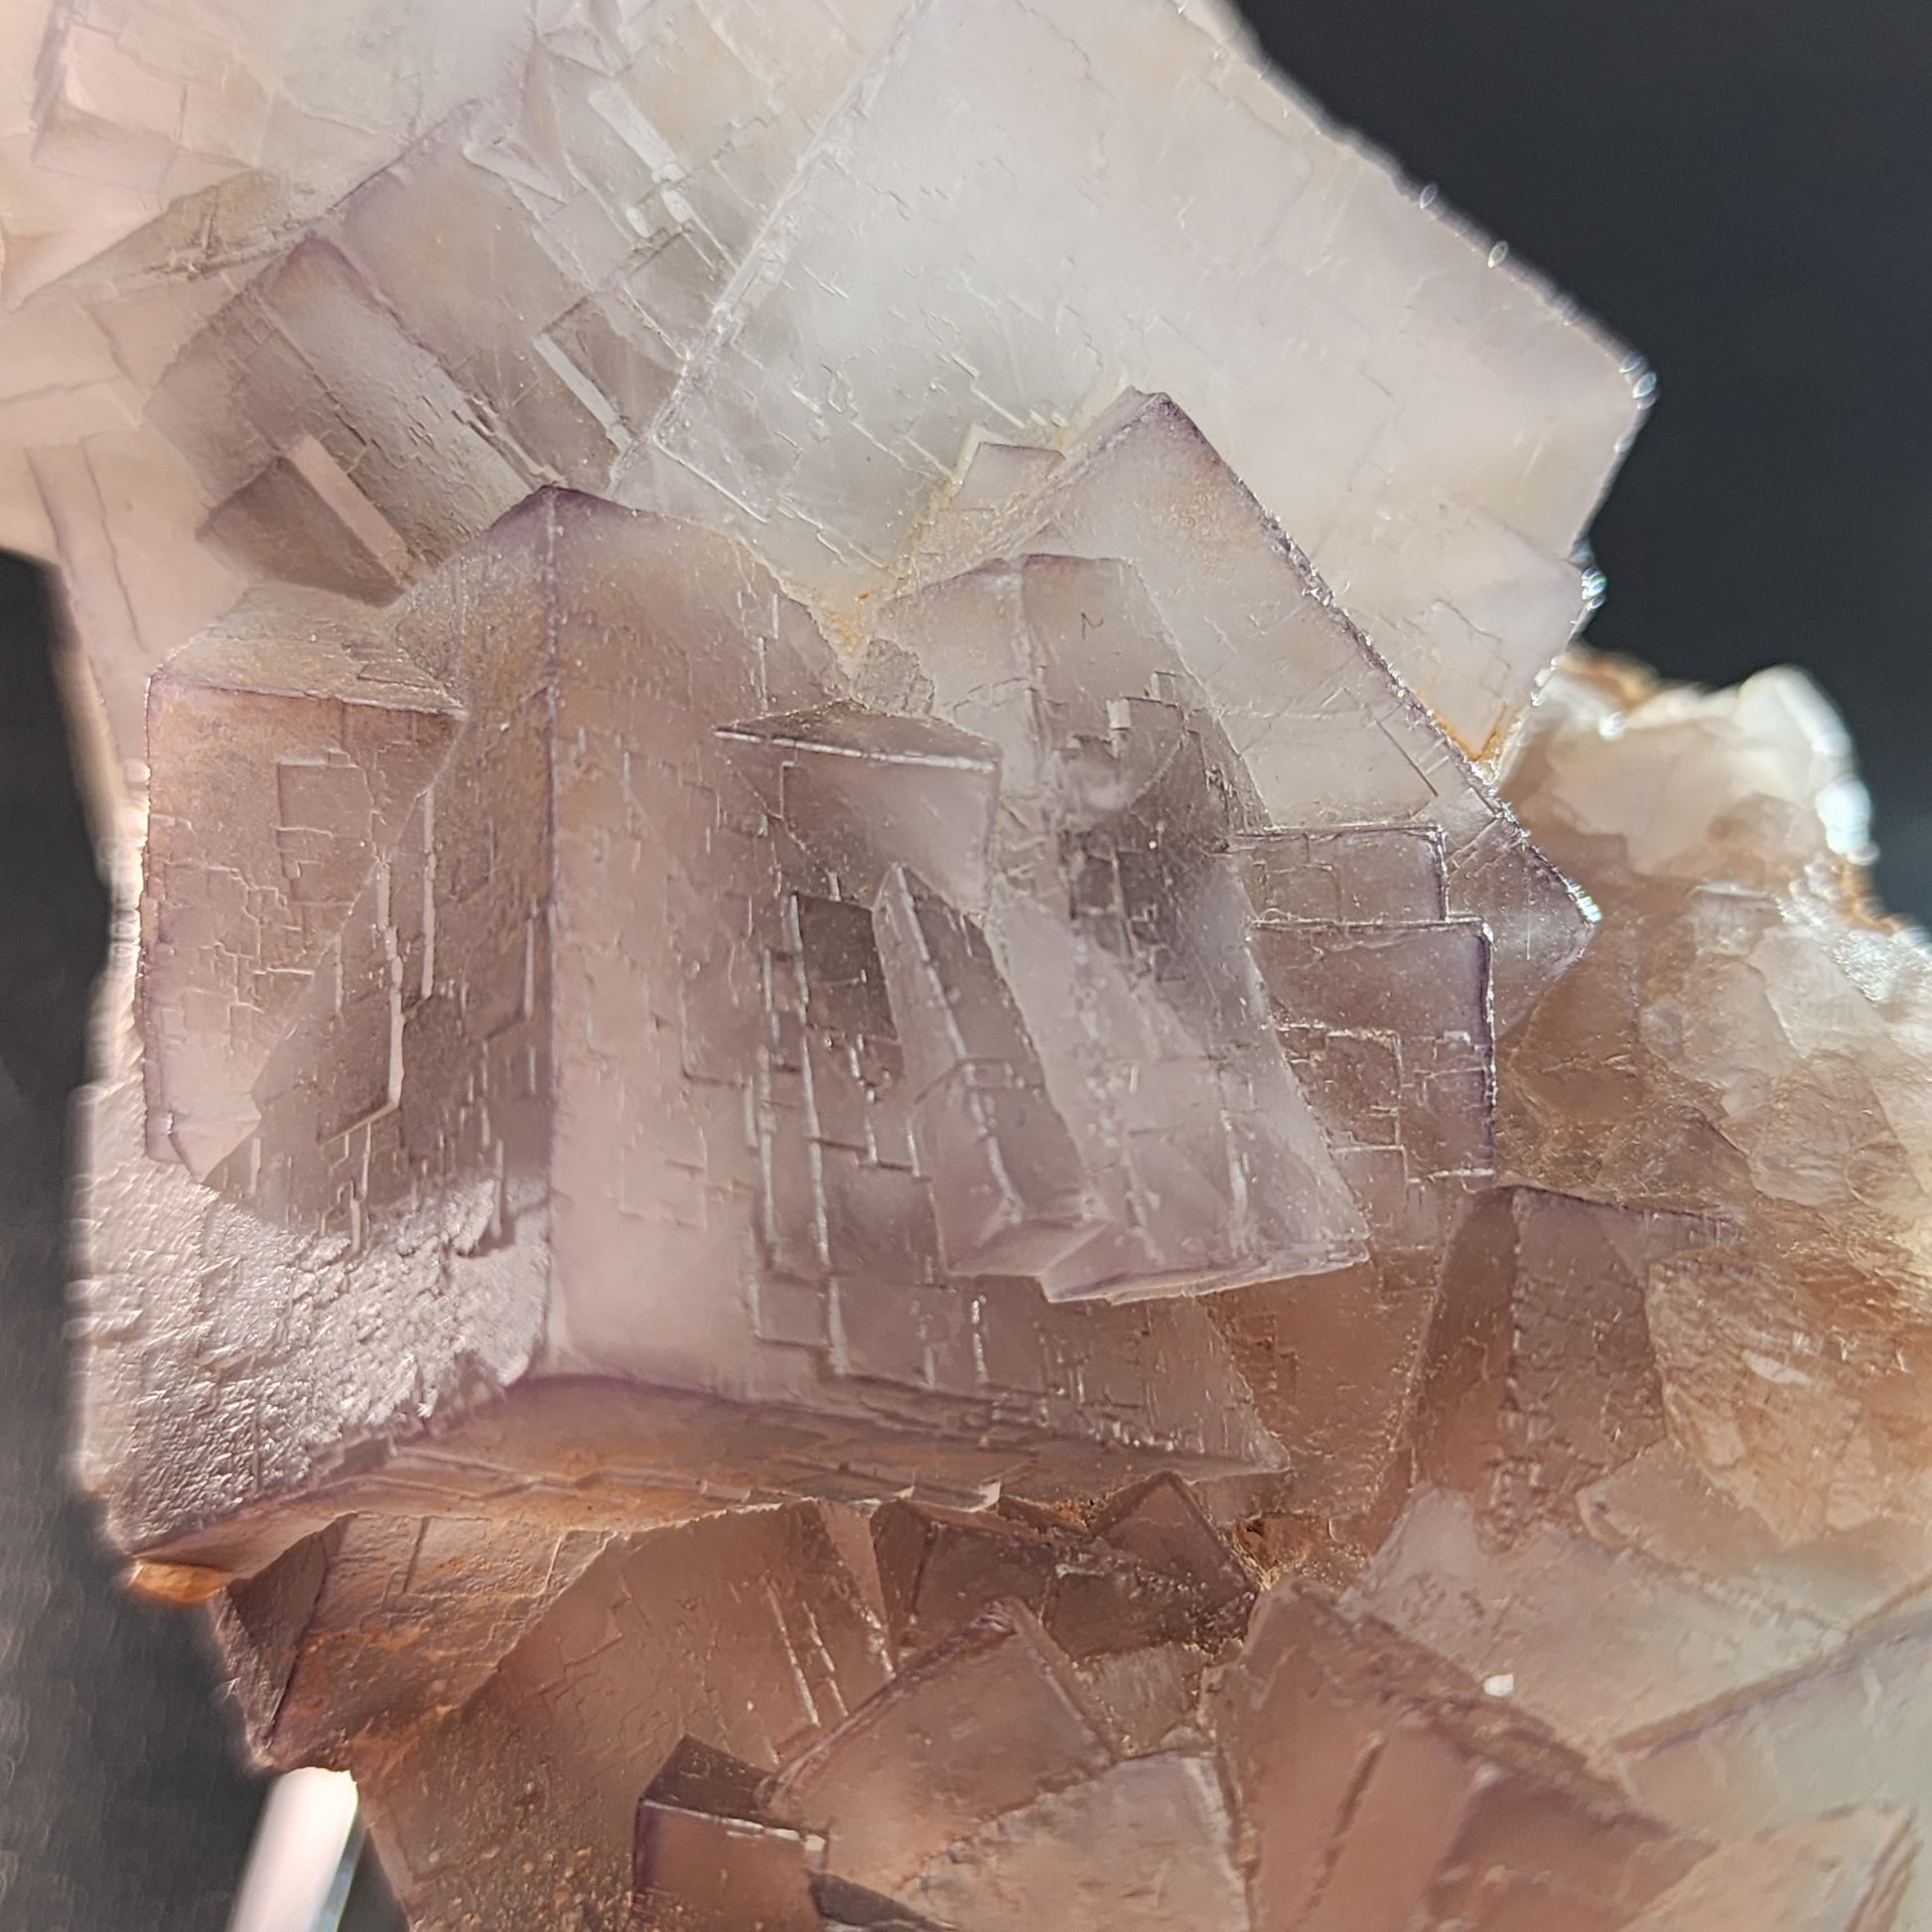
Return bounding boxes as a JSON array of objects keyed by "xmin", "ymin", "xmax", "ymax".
[{"xmin": 10, "ymin": 1, "xmax": 1932, "ymax": 1927}]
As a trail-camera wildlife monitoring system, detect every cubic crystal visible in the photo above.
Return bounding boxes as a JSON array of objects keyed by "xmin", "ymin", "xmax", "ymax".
[{"xmin": 10, "ymin": 1, "xmax": 1931, "ymax": 1928}]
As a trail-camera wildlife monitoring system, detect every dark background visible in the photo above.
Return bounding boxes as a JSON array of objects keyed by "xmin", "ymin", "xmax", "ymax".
[{"xmin": 4, "ymin": 1, "xmax": 1930, "ymax": 1922}]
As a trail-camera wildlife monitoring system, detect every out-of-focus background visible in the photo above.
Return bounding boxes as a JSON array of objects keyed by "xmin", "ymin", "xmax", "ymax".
[{"xmin": 2, "ymin": 0, "xmax": 1929, "ymax": 1923}]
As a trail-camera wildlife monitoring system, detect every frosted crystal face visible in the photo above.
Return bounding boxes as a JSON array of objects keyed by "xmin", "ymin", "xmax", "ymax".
[
  {"xmin": 94, "ymin": 490, "xmax": 1325, "ymax": 1583},
  {"xmin": 15, "ymin": 2, "xmax": 1932, "ymax": 1929},
  {"xmin": 0, "ymin": 0, "xmax": 1637, "ymax": 782},
  {"xmin": 643, "ymin": 0, "xmax": 1639, "ymax": 758}
]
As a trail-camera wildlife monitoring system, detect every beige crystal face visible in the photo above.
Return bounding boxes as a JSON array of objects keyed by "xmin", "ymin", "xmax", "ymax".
[{"xmin": 15, "ymin": 2, "xmax": 1932, "ymax": 1929}]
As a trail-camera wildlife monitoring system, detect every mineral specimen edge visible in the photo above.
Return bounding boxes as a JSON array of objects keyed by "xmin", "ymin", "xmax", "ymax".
[{"xmin": 8, "ymin": 0, "xmax": 1931, "ymax": 1928}]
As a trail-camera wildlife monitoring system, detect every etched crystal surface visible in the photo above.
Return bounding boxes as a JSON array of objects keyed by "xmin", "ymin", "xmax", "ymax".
[{"xmin": 14, "ymin": 1, "xmax": 1932, "ymax": 1927}]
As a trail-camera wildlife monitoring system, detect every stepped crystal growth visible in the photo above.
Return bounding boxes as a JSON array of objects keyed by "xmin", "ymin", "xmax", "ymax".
[{"xmin": 7, "ymin": 0, "xmax": 1931, "ymax": 1926}]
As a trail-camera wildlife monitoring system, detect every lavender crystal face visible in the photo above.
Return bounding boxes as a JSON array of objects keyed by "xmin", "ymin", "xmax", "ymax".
[{"xmin": 12, "ymin": 2, "xmax": 1932, "ymax": 1928}]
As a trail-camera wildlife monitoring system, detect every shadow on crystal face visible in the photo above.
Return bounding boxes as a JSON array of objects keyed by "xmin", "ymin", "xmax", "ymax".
[{"xmin": 609, "ymin": 1487, "xmax": 1725, "ymax": 1932}]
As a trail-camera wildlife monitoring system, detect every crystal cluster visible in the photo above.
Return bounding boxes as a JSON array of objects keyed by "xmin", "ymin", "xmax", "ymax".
[{"xmin": 9, "ymin": 1, "xmax": 1932, "ymax": 1928}]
